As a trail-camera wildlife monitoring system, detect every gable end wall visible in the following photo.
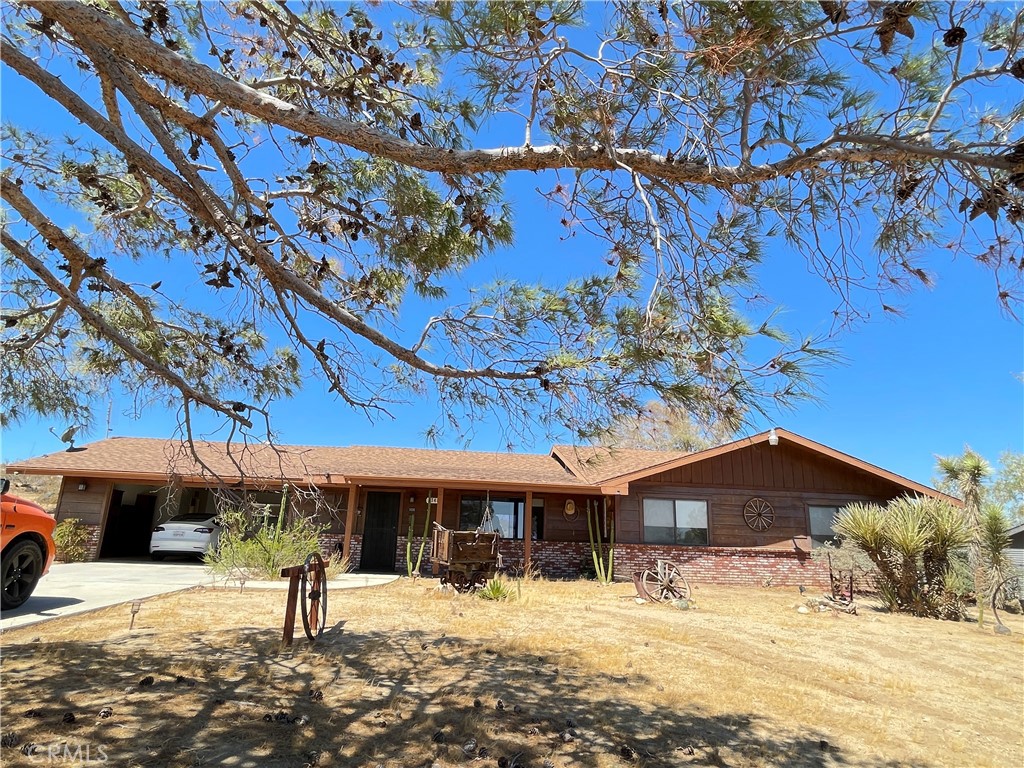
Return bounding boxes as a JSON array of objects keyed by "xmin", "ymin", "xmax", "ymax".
[{"xmin": 617, "ymin": 443, "xmax": 903, "ymax": 548}]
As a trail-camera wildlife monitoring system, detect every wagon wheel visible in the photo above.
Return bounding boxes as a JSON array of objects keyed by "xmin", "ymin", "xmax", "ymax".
[
  {"xmin": 641, "ymin": 561, "xmax": 690, "ymax": 602},
  {"xmin": 448, "ymin": 570, "xmax": 471, "ymax": 593},
  {"xmin": 300, "ymin": 553, "xmax": 328, "ymax": 641},
  {"xmin": 743, "ymin": 498, "xmax": 775, "ymax": 531}
]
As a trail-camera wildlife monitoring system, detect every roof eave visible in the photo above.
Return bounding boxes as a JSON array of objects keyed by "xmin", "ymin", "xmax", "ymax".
[
  {"xmin": 5, "ymin": 464, "xmax": 296, "ymax": 488},
  {"xmin": 342, "ymin": 475, "xmax": 593, "ymax": 494}
]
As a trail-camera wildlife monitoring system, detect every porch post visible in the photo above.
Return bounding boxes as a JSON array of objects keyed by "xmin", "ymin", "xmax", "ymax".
[
  {"xmin": 524, "ymin": 489, "xmax": 533, "ymax": 573},
  {"xmin": 432, "ymin": 487, "xmax": 445, "ymax": 576},
  {"xmin": 343, "ymin": 484, "xmax": 359, "ymax": 563}
]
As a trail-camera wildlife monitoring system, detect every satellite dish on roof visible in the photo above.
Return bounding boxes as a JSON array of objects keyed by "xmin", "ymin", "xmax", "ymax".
[{"xmin": 50, "ymin": 424, "xmax": 83, "ymax": 451}]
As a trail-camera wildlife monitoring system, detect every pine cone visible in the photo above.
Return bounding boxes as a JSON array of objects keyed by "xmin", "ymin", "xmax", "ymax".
[
  {"xmin": 819, "ymin": 1, "xmax": 849, "ymax": 24},
  {"xmin": 877, "ymin": 27, "xmax": 896, "ymax": 55},
  {"xmin": 942, "ymin": 26, "xmax": 967, "ymax": 47},
  {"xmin": 896, "ymin": 175, "xmax": 922, "ymax": 203},
  {"xmin": 1011, "ymin": 58, "xmax": 1024, "ymax": 80},
  {"xmin": 893, "ymin": 16, "xmax": 915, "ymax": 39}
]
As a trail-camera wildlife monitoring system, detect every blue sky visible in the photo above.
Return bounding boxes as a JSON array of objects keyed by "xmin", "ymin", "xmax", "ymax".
[{"xmin": 2, "ymin": 6, "xmax": 1022, "ymax": 489}]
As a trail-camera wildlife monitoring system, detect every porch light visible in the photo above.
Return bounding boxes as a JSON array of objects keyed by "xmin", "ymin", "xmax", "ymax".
[
  {"xmin": 77, "ymin": 481, "xmax": 88, "ymax": 491},
  {"xmin": 768, "ymin": 428, "xmax": 779, "ymax": 447}
]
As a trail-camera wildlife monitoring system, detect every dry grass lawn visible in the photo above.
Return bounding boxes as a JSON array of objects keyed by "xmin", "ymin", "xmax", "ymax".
[{"xmin": 0, "ymin": 578, "xmax": 1021, "ymax": 768}]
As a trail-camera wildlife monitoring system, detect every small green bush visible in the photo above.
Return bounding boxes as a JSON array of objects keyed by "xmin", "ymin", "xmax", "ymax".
[
  {"xmin": 205, "ymin": 503, "xmax": 325, "ymax": 580},
  {"xmin": 53, "ymin": 518, "xmax": 89, "ymax": 562}
]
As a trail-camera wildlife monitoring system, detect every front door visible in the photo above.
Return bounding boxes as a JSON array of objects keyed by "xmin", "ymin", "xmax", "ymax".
[{"xmin": 360, "ymin": 491, "xmax": 400, "ymax": 572}]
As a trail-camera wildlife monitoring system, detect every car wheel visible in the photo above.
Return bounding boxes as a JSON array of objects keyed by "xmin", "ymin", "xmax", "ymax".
[
  {"xmin": 151, "ymin": 553, "xmax": 166, "ymax": 561},
  {"xmin": 1, "ymin": 539, "xmax": 44, "ymax": 610}
]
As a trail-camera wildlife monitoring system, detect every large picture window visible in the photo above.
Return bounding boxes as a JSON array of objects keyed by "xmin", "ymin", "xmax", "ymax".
[
  {"xmin": 643, "ymin": 498, "xmax": 708, "ymax": 546},
  {"xmin": 808, "ymin": 505, "xmax": 846, "ymax": 547},
  {"xmin": 459, "ymin": 496, "xmax": 543, "ymax": 540}
]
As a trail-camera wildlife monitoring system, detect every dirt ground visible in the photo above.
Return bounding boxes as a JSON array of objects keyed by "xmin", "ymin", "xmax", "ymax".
[{"xmin": 0, "ymin": 578, "xmax": 1021, "ymax": 768}]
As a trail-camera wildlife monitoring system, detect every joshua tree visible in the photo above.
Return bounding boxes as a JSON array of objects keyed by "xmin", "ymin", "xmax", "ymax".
[{"xmin": 937, "ymin": 448, "xmax": 992, "ymax": 623}]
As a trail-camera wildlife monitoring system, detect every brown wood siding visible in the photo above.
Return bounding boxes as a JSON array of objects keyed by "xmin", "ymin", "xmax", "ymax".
[
  {"xmin": 616, "ymin": 492, "xmax": 642, "ymax": 542},
  {"xmin": 618, "ymin": 485, "xmax": 891, "ymax": 548},
  {"xmin": 642, "ymin": 442, "xmax": 903, "ymax": 497},
  {"xmin": 614, "ymin": 441, "xmax": 908, "ymax": 547},
  {"xmin": 292, "ymin": 490, "xmax": 349, "ymax": 533},
  {"xmin": 55, "ymin": 478, "xmax": 113, "ymax": 526},
  {"xmin": 539, "ymin": 493, "xmax": 602, "ymax": 542}
]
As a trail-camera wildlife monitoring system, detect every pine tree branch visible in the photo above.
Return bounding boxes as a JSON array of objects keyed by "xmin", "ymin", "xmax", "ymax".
[{"xmin": 31, "ymin": 0, "xmax": 1020, "ymax": 189}]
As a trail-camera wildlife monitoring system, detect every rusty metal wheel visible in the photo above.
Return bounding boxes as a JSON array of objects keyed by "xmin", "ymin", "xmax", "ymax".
[
  {"xmin": 641, "ymin": 560, "xmax": 690, "ymax": 602},
  {"xmin": 448, "ymin": 570, "xmax": 471, "ymax": 593},
  {"xmin": 471, "ymin": 569, "xmax": 494, "ymax": 590},
  {"xmin": 300, "ymin": 552, "xmax": 328, "ymax": 641}
]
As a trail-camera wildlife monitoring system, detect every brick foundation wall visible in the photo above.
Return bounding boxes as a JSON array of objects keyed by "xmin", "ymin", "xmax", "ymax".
[
  {"xmin": 317, "ymin": 532, "xmax": 346, "ymax": 559},
  {"xmin": 499, "ymin": 540, "xmax": 591, "ymax": 579},
  {"xmin": 345, "ymin": 536, "xmax": 829, "ymax": 588},
  {"xmin": 613, "ymin": 544, "xmax": 830, "ymax": 588},
  {"xmin": 347, "ymin": 535, "xmax": 363, "ymax": 569},
  {"xmin": 394, "ymin": 536, "xmax": 433, "ymax": 574},
  {"xmin": 81, "ymin": 523, "xmax": 102, "ymax": 561}
]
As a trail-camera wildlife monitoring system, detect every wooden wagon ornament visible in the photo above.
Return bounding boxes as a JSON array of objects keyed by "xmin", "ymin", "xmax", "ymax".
[
  {"xmin": 431, "ymin": 522, "xmax": 502, "ymax": 593},
  {"xmin": 743, "ymin": 497, "xmax": 775, "ymax": 531},
  {"xmin": 280, "ymin": 552, "xmax": 328, "ymax": 646}
]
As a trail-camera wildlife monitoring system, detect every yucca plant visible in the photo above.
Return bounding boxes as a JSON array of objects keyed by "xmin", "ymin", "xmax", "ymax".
[
  {"xmin": 477, "ymin": 576, "xmax": 514, "ymax": 602},
  {"xmin": 835, "ymin": 496, "xmax": 970, "ymax": 619}
]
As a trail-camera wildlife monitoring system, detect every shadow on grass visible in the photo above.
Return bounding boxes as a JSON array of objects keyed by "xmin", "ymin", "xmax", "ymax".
[{"xmin": 0, "ymin": 623, "xmax": 923, "ymax": 768}]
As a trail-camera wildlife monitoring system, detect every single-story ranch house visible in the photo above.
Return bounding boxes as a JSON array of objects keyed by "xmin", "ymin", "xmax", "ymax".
[{"xmin": 6, "ymin": 428, "xmax": 956, "ymax": 586}]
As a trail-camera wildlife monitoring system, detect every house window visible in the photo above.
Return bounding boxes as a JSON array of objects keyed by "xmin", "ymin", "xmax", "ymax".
[
  {"xmin": 643, "ymin": 498, "xmax": 708, "ymax": 546},
  {"xmin": 459, "ymin": 496, "xmax": 544, "ymax": 540},
  {"xmin": 808, "ymin": 505, "xmax": 846, "ymax": 547}
]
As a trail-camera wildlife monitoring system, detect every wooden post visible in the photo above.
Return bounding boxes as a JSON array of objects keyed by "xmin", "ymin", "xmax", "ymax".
[
  {"xmin": 281, "ymin": 569, "xmax": 301, "ymax": 646},
  {"xmin": 343, "ymin": 484, "xmax": 359, "ymax": 563},
  {"xmin": 431, "ymin": 487, "xmax": 445, "ymax": 576},
  {"xmin": 524, "ymin": 489, "xmax": 533, "ymax": 574}
]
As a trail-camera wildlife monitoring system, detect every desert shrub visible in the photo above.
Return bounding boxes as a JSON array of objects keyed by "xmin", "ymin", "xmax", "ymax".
[
  {"xmin": 835, "ymin": 496, "xmax": 971, "ymax": 619},
  {"xmin": 325, "ymin": 553, "xmax": 351, "ymax": 580},
  {"xmin": 810, "ymin": 536, "xmax": 878, "ymax": 595},
  {"xmin": 205, "ymin": 503, "xmax": 325, "ymax": 580},
  {"xmin": 53, "ymin": 518, "xmax": 90, "ymax": 562}
]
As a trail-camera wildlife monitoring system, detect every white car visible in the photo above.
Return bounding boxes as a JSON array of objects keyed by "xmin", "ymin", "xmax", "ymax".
[{"xmin": 150, "ymin": 513, "xmax": 221, "ymax": 560}]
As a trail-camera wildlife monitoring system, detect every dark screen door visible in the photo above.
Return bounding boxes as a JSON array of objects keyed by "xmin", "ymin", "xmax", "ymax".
[{"xmin": 360, "ymin": 491, "xmax": 400, "ymax": 571}]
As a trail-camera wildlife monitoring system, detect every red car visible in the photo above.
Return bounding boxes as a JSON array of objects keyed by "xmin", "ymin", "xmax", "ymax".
[{"xmin": 1, "ymin": 478, "xmax": 57, "ymax": 610}]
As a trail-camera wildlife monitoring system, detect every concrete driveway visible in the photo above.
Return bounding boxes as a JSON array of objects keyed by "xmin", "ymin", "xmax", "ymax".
[{"xmin": 0, "ymin": 560, "xmax": 398, "ymax": 631}]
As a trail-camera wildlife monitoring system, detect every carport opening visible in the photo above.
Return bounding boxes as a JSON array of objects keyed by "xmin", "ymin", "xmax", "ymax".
[{"xmin": 99, "ymin": 485, "xmax": 161, "ymax": 558}]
